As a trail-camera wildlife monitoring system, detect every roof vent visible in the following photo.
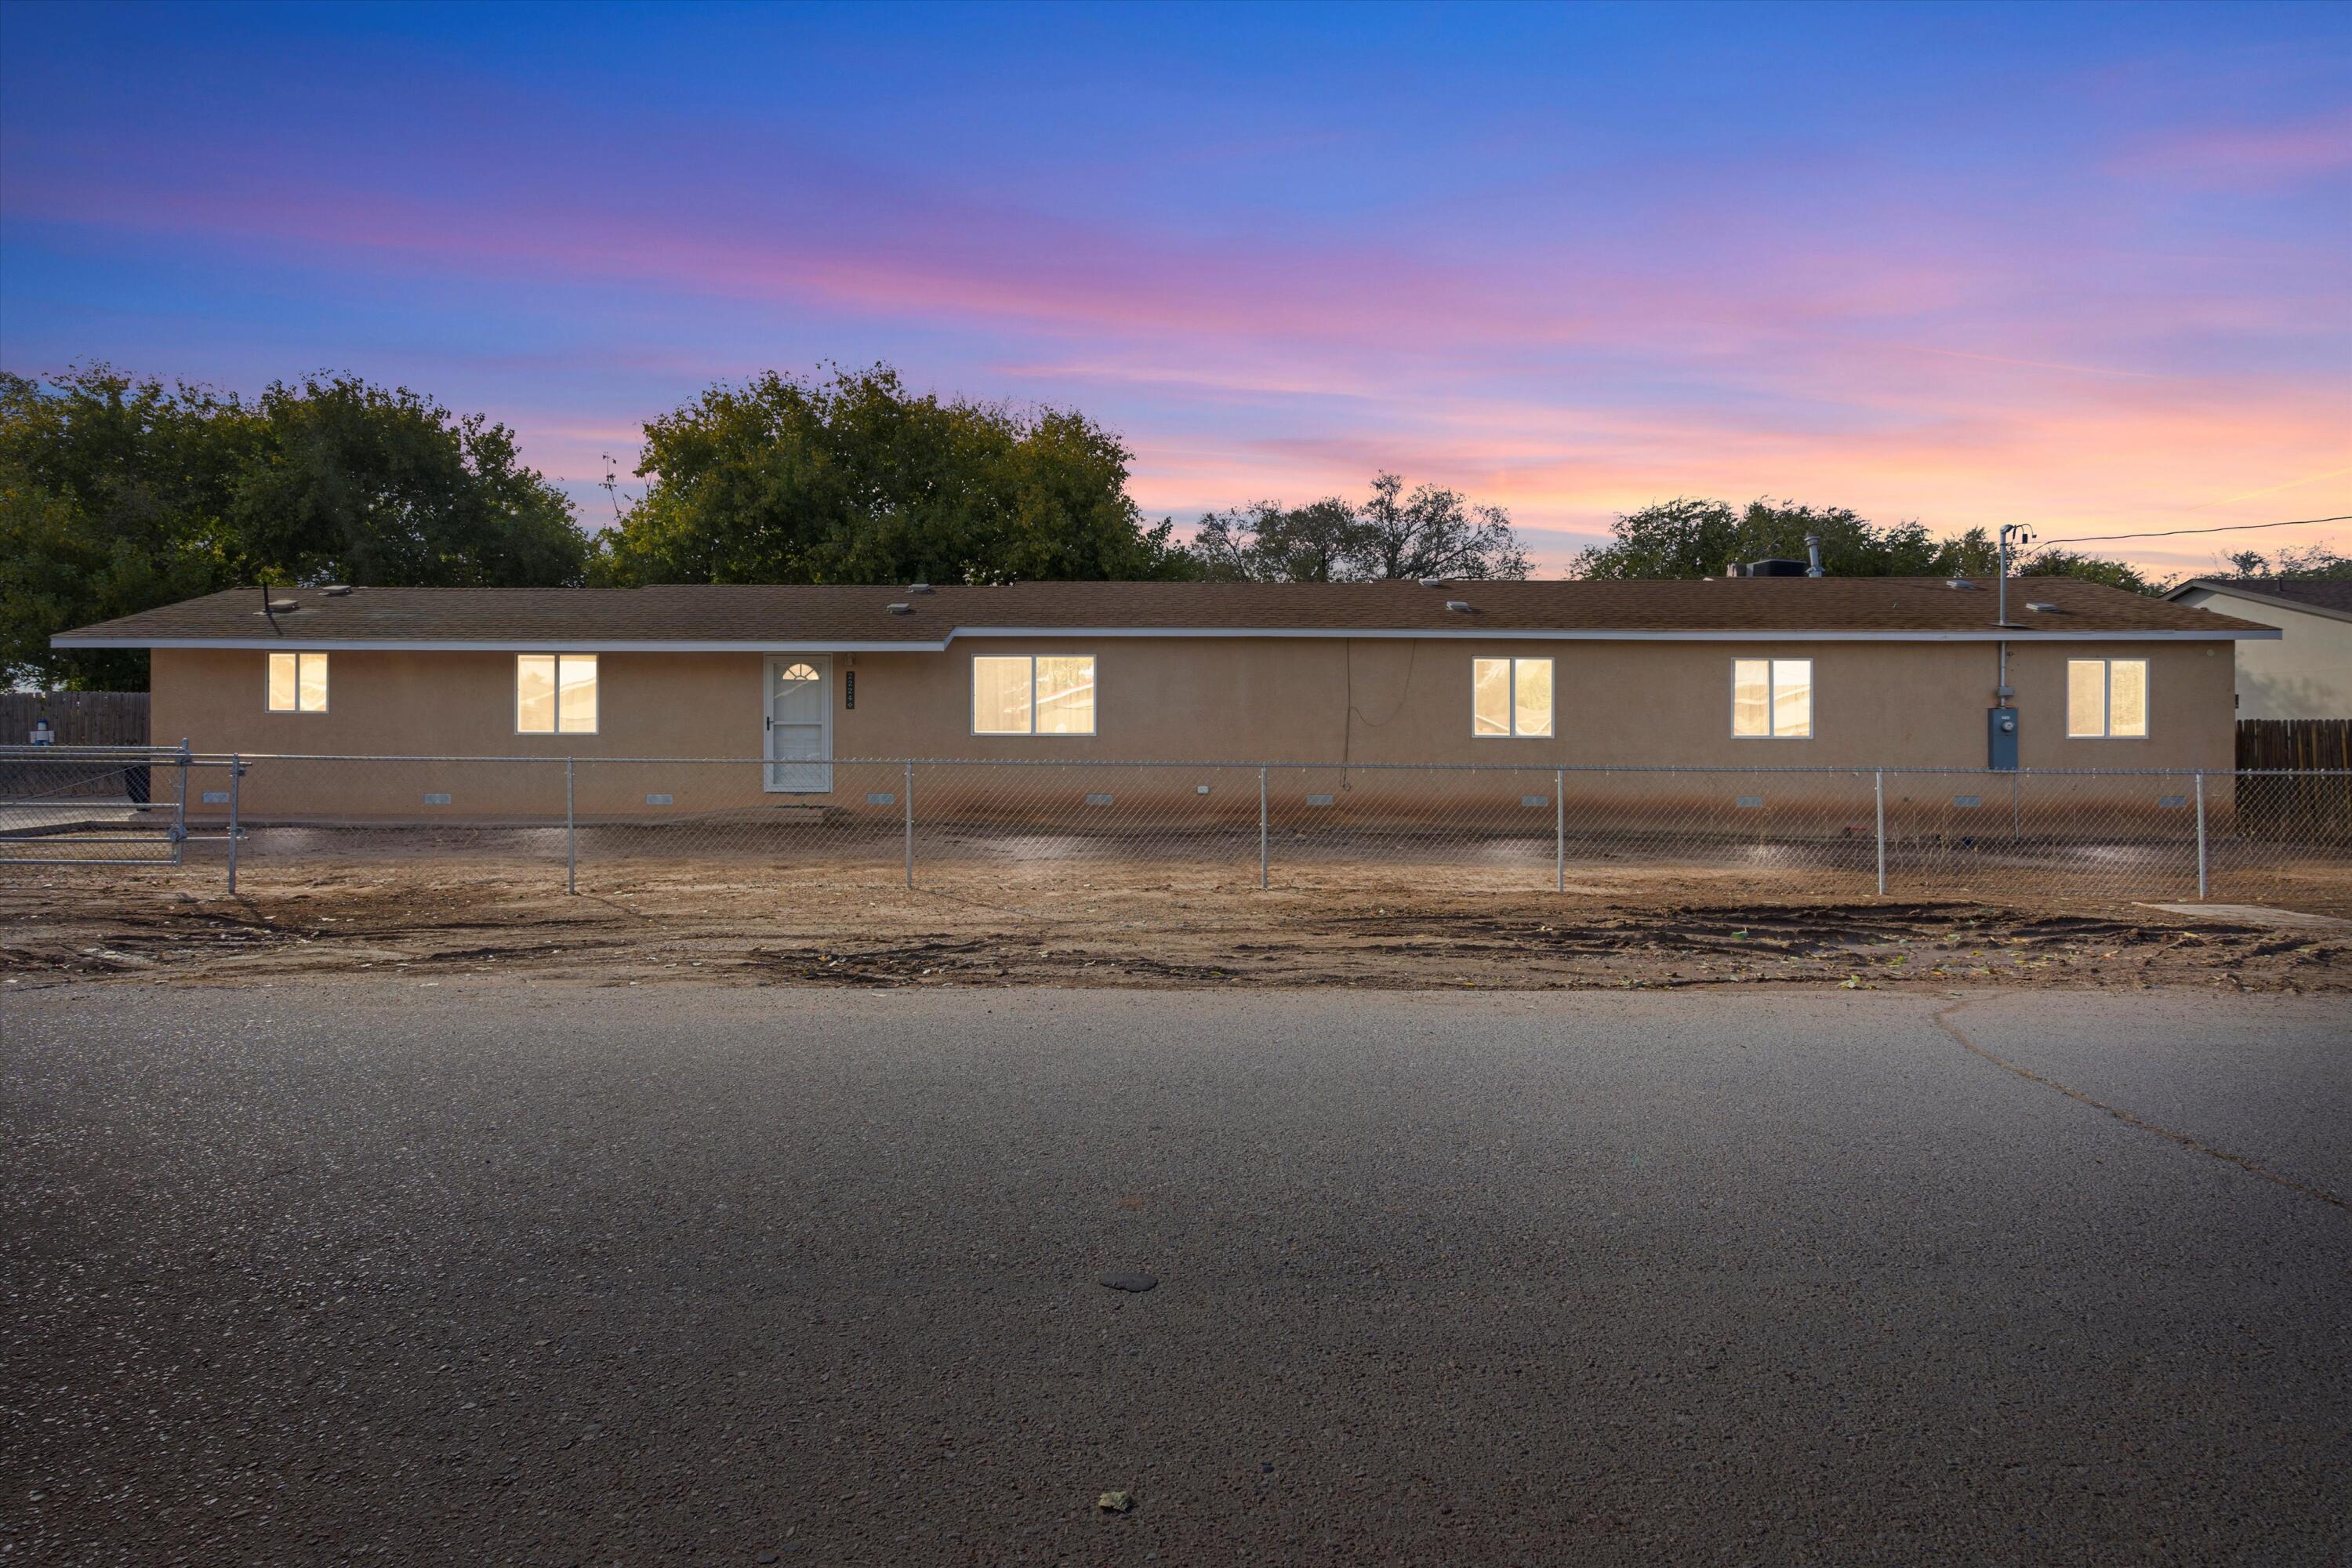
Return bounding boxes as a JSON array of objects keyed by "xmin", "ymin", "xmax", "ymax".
[
  {"xmin": 887, "ymin": 602, "xmax": 913, "ymax": 615},
  {"xmin": 1945, "ymin": 579, "xmax": 1976, "ymax": 590},
  {"xmin": 2026, "ymin": 601, "xmax": 2060, "ymax": 614},
  {"xmin": 323, "ymin": 584, "xmax": 354, "ymax": 597},
  {"xmin": 1735, "ymin": 558, "xmax": 1809, "ymax": 578},
  {"xmin": 266, "ymin": 598, "xmax": 299, "ymax": 613},
  {"xmin": 1418, "ymin": 577, "xmax": 1448, "ymax": 589},
  {"xmin": 1445, "ymin": 599, "xmax": 1472, "ymax": 613},
  {"xmin": 907, "ymin": 582, "xmax": 934, "ymax": 593}
]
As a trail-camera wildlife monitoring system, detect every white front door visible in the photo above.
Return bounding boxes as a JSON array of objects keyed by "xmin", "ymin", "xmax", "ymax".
[{"xmin": 764, "ymin": 656, "xmax": 833, "ymax": 793}]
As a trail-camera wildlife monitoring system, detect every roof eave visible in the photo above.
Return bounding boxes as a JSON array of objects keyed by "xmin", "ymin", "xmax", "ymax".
[
  {"xmin": 2165, "ymin": 579, "xmax": 2352, "ymax": 627},
  {"xmin": 53, "ymin": 626, "xmax": 2281, "ymax": 651}
]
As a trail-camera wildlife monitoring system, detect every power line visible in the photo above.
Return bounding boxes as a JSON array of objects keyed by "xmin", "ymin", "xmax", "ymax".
[{"xmin": 2026, "ymin": 514, "xmax": 2350, "ymax": 549}]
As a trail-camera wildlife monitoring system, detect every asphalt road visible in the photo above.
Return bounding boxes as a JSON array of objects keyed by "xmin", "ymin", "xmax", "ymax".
[{"xmin": 3, "ymin": 982, "xmax": 2347, "ymax": 1566}]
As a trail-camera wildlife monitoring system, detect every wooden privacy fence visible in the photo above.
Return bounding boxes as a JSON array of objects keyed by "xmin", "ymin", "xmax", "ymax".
[
  {"xmin": 1, "ymin": 691, "xmax": 151, "ymax": 747},
  {"xmin": 2237, "ymin": 720, "xmax": 2352, "ymax": 840},
  {"xmin": 0, "ymin": 693, "xmax": 154, "ymax": 800}
]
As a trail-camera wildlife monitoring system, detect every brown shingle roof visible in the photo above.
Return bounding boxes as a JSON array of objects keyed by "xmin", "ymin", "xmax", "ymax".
[{"xmin": 54, "ymin": 577, "xmax": 2274, "ymax": 647}]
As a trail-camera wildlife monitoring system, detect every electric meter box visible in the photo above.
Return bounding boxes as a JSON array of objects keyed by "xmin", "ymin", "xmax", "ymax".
[{"xmin": 1987, "ymin": 707, "xmax": 2020, "ymax": 771}]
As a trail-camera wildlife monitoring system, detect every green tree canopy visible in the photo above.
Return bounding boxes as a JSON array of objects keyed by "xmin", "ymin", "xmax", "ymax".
[
  {"xmin": 590, "ymin": 364, "xmax": 1192, "ymax": 587},
  {"xmin": 2013, "ymin": 549, "xmax": 2159, "ymax": 593},
  {"xmin": 1, "ymin": 365, "xmax": 588, "ymax": 689},
  {"xmin": 1572, "ymin": 496, "xmax": 2151, "ymax": 588},
  {"xmin": 2222, "ymin": 543, "xmax": 2351, "ymax": 581},
  {"xmin": 0, "ymin": 368, "xmax": 263, "ymax": 689},
  {"xmin": 1189, "ymin": 499, "xmax": 1363, "ymax": 582},
  {"xmin": 1573, "ymin": 497, "xmax": 1971, "ymax": 579},
  {"xmin": 233, "ymin": 376, "xmax": 588, "ymax": 591},
  {"xmin": 1187, "ymin": 474, "xmax": 1530, "ymax": 582}
]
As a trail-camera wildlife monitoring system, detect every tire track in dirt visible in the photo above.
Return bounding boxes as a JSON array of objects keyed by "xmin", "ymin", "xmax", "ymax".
[{"xmin": 4, "ymin": 876, "xmax": 2347, "ymax": 993}]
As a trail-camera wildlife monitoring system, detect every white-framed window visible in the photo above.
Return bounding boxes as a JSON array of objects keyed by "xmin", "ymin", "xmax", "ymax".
[
  {"xmin": 517, "ymin": 653, "xmax": 598, "ymax": 735},
  {"xmin": 1472, "ymin": 658, "xmax": 1553, "ymax": 737},
  {"xmin": 1733, "ymin": 658, "xmax": 1812, "ymax": 738},
  {"xmin": 2067, "ymin": 659, "xmax": 2147, "ymax": 739},
  {"xmin": 266, "ymin": 652, "xmax": 328, "ymax": 713},
  {"xmin": 972, "ymin": 655, "xmax": 1095, "ymax": 735}
]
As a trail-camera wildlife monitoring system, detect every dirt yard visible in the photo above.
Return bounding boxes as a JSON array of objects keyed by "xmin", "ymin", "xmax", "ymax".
[{"xmin": 4, "ymin": 854, "xmax": 2347, "ymax": 993}]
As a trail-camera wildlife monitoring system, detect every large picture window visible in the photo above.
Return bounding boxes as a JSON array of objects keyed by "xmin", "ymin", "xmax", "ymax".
[
  {"xmin": 1472, "ymin": 658, "xmax": 1553, "ymax": 737},
  {"xmin": 2067, "ymin": 659, "xmax": 2147, "ymax": 739},
  {"xmin": 972, "ymin": 655, "xmax": 1095, "ymax": 735},
  {"xmin": 266, "ymin": 652, "xmax": 328, "ymax": 713},
  {"xmin": 1733, "ymin": 659, "xmax": 1811, "ymax": 738},
  {"xmin": 517, "ymin": 653, "xmax": 598, "ymax": 735}
]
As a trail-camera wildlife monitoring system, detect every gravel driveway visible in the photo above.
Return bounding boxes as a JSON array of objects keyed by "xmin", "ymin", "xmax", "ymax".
[{"xmin": 4, "ymin": 983, "xmax": 2347, "ymax": 1565}]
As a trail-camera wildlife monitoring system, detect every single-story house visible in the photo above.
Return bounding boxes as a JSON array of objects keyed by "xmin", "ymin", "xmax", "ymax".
[
  {"xmin": 2162, "ymin": 578, "xmax": 2352, "ymax": 720},
  {"xmin": 52, "ymin": 576, "xmax": 2271, "ymax": 820}
]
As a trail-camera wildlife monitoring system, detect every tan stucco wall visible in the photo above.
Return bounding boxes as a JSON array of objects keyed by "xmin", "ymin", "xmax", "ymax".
[
  {"xmin": 151, "ymin": 636, "xmax": 2235, "ymax": 818},
  {"xmin": 2172, "ymin": 589, "xmax": 2350, "ymax": 720}
]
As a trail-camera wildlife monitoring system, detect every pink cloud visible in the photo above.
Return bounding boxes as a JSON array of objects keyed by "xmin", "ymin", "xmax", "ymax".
[
  {"xmin": 2113, "ymin": 111, "xmax": 2352, "ymax": 187},
  {"xmin": 7, "ymin": 102, "xmax": 2343, "ymax": 586}
]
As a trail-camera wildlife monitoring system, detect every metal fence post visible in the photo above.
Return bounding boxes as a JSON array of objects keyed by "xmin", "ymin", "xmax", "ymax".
[
  {"xmin": 227, "ymin": 753, "xmax": 241, "ymax": 896},
  {"xmin": 1874, "ymin": 768, "xmax": 1886, "ymax": 897},
  {"xmin": 173, "ymin": 739, "xmax": 190, "ymax": 866},
  {"xmin": 2194, "ymin": 772, "xmax": 2208, "ymax": 900},
  {"xmin": 904, "ymin": 760, "xmax": 914, "ymax": 889},
  {"xmin": 1555, "ymin": 767, "xmax": 1564, "ymax": 893},
  {"xmin": 1258, "ymin": 765, "xmax": 1269, "ymax": 890},
  {"xmin": 565, "ymin": 757, "xmax": 576, "ymax": 895}
]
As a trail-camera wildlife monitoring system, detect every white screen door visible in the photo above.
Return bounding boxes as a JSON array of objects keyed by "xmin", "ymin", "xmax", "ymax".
[{"xmin": 764, "ymin": 656, "xmax": 833, "ymax": 793}]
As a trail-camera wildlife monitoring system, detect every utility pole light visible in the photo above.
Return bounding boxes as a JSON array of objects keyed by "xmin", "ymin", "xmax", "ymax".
[
  {"xmin": 1990, "ymin": 521, "xmax": 2034, "ymax": 776},
  {"xmin": 1995, "ymin": 523, "xmax": 2034, "ymax": 628}
]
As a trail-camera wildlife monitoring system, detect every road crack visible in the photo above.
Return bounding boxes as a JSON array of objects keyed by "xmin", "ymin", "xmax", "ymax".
[{"xmin": 1931, "ymin": 999, "xmax": 2349, "ymax": 1212}]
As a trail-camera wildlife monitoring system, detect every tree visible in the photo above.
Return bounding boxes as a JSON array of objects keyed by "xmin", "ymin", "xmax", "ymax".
[
  {"xmin": 2015, "ymin": 549, "xmax": 2161, "ymax": 594},
  {"xmin": 1351, "ymin": 472, "xmax": 1530, "ymax": 581},
  {"xmin": 1573, "ymin": 495, "xmax": 2151, "ymax": 587},
  {"xmin": 232, "ymin": 376, "xmax": 588, "ymax": 590},
  {"xmin": 1, "ymin": 368, "xmax": 264, "ymax": 689},
  {"xmin": 1185, "ymin": 474, "xmax": 1529, "ymax": 582},
  {"xmin": 2223, "ymin": 544, "xmax": 2352, "ymax": 581},
  {"xmin": 591, "ymin": 364, "xmax": 1193, "ymax": 587},
  {"xmin": 1189, "ymin": 499, "xmax": 1363, "ymax": 582},
  {"xmin": 0, "ymin": 365, "xmax": 588, "ymax": 689},
  {"xmin": 1575, "ymin": 497, "xmax": 1966, "ymax": 579}
]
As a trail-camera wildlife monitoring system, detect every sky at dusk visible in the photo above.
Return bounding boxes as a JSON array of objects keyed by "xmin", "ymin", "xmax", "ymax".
[{"xmin": 2, "ymin": 0, "xmax": 2347, "ymax": 578}]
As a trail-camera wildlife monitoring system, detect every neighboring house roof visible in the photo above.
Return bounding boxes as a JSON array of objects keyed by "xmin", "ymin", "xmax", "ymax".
[
  {"xmin": 55, "ymin": 577, "xmax": 2278, "ymax": 652},
  {"xmin": 2165, "ymin": 578, "xmax": 2352, "ymax": 627}
]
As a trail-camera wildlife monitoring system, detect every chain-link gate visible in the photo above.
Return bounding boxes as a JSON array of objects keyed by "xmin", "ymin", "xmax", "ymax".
[{"xmin": 0, "ymin": 744, "xmax": 193, "ymax": 866}]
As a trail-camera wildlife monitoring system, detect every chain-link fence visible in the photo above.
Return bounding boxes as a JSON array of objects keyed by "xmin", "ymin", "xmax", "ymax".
[
  {"xmin": 5, "ymin": 748, "xmax": 2349, "ymax": 907},
  {"xmin": 0, "ymin": 745, "xmax": 192, "ymax": 866}
]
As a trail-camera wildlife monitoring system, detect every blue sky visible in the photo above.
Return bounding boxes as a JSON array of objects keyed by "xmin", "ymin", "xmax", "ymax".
[{"xmin": 4, "ymin": 1, "xmax": 2347, "ymax": 572}]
